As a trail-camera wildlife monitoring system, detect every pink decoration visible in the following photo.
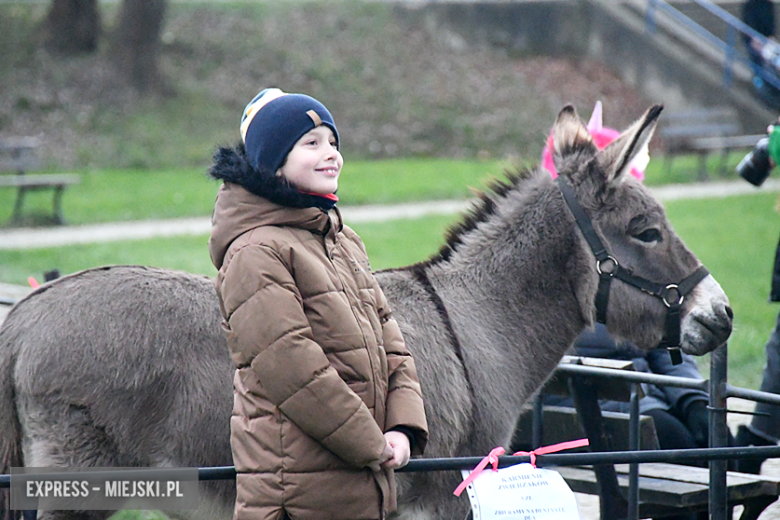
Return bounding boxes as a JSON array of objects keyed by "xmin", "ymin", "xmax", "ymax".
[
  {"xmin": 452, "ymin": 438, "xmax": 590, "ymax": 497},
  {"xmin": 541, "ymin": 101, "xmax": 645, "ymax": 181}
]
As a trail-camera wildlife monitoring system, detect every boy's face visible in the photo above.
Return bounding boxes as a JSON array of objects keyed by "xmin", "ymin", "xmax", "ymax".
[{"xmin": 277, "ymin": 126, "xmax": 342, "ymax": 195}]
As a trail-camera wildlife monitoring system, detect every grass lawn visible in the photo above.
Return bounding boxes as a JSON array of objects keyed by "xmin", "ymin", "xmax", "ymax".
[
  {"xmin": 0, "ymin": 153, "xmax": 748, "ymax": 227},
  {"xmin": 0, "ymin": 159, "xmax": 510, "ymax": 226},
  {"xmin": 0, "ymin": 214, "xmax": 457, "ymax": 285},
  {"xmin": 664, "ymin": 192, "xmax": 780, "ymax": 388}
]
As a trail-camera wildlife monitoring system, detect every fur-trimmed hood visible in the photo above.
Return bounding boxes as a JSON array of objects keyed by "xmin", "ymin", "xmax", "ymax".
[
  {"xmin": 208, "ymin": 181, "xmax": 335, "ymax": 271},
  {"xmin": 208, "ymin": 143, "xmax": 337, "ymax": 211}
]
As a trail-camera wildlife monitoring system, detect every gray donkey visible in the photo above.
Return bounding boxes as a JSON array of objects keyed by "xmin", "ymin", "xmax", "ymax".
[{"xmin": 0, "ymin": 105, "xmax": 732, "ymax": 520}]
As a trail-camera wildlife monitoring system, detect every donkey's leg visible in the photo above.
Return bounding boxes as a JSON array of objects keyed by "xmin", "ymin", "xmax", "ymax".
[
  {"xmin": 19, "ymin": 400, "xmax": 127, "ymax": 520},
  {"xmin": 395, "ymin": 472, "xmax": 471, "ymax": 520},
  {"xmin": 21, "ymin": 402, "xmax": 132, "ymax": 469}
]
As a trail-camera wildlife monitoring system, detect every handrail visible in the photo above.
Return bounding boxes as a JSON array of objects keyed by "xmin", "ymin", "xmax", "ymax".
[
  {"xmin": 649, "ymin": 0, "xmax": 733, "ymax": 55},
  {"xmin": 644, "ymin": 0, "xmax": 780, "ymax": 93},
  {"xmin": 689, "ymin": 0, "xmax": 770, "ymax": 44},
  {"xmin": 2, "ymin": 444, "xmax": 780, "ymax": 488}
]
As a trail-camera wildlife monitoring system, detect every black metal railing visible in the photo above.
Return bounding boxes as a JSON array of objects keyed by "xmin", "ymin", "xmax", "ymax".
[{"xmin": 3, "ymin": 345, "xmax": 780, "ymax": 520}]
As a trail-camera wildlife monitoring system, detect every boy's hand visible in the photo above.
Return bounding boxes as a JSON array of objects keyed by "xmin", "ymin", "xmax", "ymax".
[
  {"xmin": 381, "ymin": 431, "xmax": 411, "ymax": 470},
  {"xmin": 368, "ymin": 442, "xmax": 395, "ymax": 472}
]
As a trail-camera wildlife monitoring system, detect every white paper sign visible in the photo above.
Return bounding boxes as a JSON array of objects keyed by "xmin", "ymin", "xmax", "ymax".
[{"xmin": 460, "ymin": 463, "xmax": 580, "ymax": 520}]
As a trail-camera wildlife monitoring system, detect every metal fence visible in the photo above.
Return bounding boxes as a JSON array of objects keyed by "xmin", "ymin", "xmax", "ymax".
[{"xmin": 4, "ymin": 344, "xmax": 780, "ymax": 520}]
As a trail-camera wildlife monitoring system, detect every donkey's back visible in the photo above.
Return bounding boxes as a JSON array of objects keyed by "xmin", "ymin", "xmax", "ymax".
[
  {"xmin": 0, "ymin": 264, "xmax": 476, "ymax": 520},
  {"xmin": 0, "ymin": 266, "xmax": 236, "ymax": 519}
]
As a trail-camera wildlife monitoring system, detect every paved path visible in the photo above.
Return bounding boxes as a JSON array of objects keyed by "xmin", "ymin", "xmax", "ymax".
[
  {"xmin": 0, "ymin": 200, "xmax": 470, "ymax": 250},
  {"xmin": 1, "ymin": 179, "xmax": 779, "ymax": 250}
]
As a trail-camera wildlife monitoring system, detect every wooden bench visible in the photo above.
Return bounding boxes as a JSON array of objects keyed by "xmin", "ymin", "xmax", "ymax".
[
  {"xmin": 659, "ymin": 107, "xmax": 761, "ymax": 180},
  {"xmin": 512, "ymin": 356, "xmax": 780, "ymax": 520},
  {"xmin": 557, "ymin": 463, "xmax": 780, "ymax": 520},
  {"xmin": 512, "ymin": 357, "xmax": 659, "ymax": 452},
  {"xmin": 513, "ymin": 405, "xmax": 660, "ymax": 452},
  {"xmin": 0, "ymin": 137, "xmax": 80, "ymax": 225}
]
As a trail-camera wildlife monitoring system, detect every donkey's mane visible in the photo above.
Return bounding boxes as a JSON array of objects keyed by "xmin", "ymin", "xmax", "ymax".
[{"xmin": 417, "ymin": 166, "xmax": 538, "ymax": 268}]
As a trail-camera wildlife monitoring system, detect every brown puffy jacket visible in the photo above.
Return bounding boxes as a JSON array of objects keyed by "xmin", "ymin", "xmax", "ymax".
[{"xmin": 209, "ymin": 183, "xmax": 428, "ymax": 520}]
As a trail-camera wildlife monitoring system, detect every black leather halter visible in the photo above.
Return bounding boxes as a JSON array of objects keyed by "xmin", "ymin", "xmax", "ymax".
[{"xmin": 556, "ymin": 176, "xmax": 710, "ymax": 365}]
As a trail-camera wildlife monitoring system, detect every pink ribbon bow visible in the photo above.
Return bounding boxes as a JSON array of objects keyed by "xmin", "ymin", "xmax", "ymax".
[{"xmin": 453, "ymin": 438, "xmax": 590, "ymax": 497}]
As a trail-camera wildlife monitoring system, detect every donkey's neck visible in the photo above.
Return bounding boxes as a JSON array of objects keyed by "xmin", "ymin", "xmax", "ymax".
[{"xmin": 423, "ymin": 178, "xmax": 596, "ymax": 446}]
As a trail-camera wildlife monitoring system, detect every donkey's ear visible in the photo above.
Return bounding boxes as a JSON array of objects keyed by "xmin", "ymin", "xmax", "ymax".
[
  {"xmin": 597, "ymin": 105, "xmax": 663, "ymax": 185},
  {"xmin": 552, "ymin": 105, "xmax": 596, "ymax": 174}
]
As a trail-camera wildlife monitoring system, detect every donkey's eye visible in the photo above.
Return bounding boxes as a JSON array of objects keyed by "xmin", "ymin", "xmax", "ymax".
[{"xmin": 634, "ymin": 228, "xmax": 662, "ymax": 243}]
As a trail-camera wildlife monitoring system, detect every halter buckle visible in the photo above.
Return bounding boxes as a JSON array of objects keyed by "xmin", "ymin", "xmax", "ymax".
[
  {"xmin": 596, "ymin": 256, "xmax": 619, "ymax": 276},
  {"xmin": 662, "ymin": 284, "xmax": 684, "ymax": 308}
]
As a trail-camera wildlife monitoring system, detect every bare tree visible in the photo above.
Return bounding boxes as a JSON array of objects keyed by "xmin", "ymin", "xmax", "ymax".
[
  {"xmin": 111, "ymin": 0, "xmax": 167, "ymax": 93},
  {"xmin": 44, "ymin": 0, "xmax": 100, "ymax": 55}
]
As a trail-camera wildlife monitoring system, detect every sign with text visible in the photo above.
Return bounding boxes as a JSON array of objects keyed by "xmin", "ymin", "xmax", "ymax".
[
  {"xmin": 460, "ymin": 463, "xmax": 580, "ymax": 520},
  {"xmin": 10, "ymin": 467, "xmax": 199, "ymax": 510}
]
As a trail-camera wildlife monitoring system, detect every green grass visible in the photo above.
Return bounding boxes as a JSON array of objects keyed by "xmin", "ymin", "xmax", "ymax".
[
  {"xmin": 0, "ymin": 159, "xmax": 511, "ymax": 226},
  {"xmin": 0, "ymin": 153, "xmax": 747, "ymax": 226},
  {"xmin": 0, "ymin": 169, "xmax": 221, "ymax": 226},
  {"xmin": 109, "ymin": 512, "xmax": 167, "ymax": 520},
  {"xmin": 0, "ymin": 214, "xmax": 457, "ymax": 286},
  {"xmin": 0, "ymin": 235, "xmax": 218, "ymax": 284},
  {"xmin": 664, "ymin": 192, "xmax": 780, "ymax": 388},
  {"xmin": 0, "ymin": 0, "xmax": 559, "ymax": 169},
  {"xmin": 644, "ymin": 153, "xmax": 745, "ymax": 185},
  {"xmin": 339, "ymin": 158, "xmax": 514, "ymax": 205}
]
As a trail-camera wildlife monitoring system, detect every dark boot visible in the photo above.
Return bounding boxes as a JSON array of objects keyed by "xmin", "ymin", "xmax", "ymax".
[{"xmin": 735, "ymin": 424, "xmax": 774, "ymax": 474}]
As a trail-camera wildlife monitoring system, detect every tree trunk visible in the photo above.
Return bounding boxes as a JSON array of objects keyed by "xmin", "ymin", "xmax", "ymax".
[
  {"xmin": 112, "ymin": 0, "xmax": 167, "ymax": 93},
  {"xmin": 45, "ymin": 0, "xmax": 100, "ymax": 55}
]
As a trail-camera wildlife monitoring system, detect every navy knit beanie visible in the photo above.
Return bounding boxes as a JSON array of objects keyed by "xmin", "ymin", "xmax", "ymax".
[{"xmin": 240, "ymin": 88, "xmax": 340, "ymax": 174}]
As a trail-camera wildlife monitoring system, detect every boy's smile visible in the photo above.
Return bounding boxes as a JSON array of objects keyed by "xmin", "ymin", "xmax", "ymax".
[{"xmin": 277, "ymin": 126, "xmax": 342, "ymax": 195}]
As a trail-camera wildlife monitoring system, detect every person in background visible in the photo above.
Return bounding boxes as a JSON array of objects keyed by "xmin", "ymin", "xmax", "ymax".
[
  {"xmin": 554, "ymin": 324, "xmax": 713, "ymax": 452},
  {"xmin": 735, "ymin": 120, "xmax": 780, "ymax": 474},
  {"xmin": 742, "ymin": 0, "xmax": 780, "ymax": 107},
  {"xmin": 743, "ymin": 0, "xmax": 776, "ymax": 72}
]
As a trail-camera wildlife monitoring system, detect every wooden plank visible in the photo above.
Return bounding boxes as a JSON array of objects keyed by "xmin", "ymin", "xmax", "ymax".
[
  {"xmin": 552, "ymin": 466, "xmax": 709, "ymax": 518},
  {"xmin": 0, "ymin": 137, "xmax": 40, "ymax": 152},
  {"xmin": 660, "ymin": 107, "xmax": 738, "ymax": 126},
  {"xmin": 555, "ymin": 465, "xmax": 707, "ymax": 502},
  {"xmin": 0, "ymin": 137, "xmax": 41, "ymax": 174},
  {"xmin": 560, "ymin": 355, "xmax": 634, "ymax": 371},
  {"xmin": 689, "ymin": 134, "xmax": 764, "ymax": 151},
  {"xmin": 614, "ymin": 463, "xmax": 779, "ymax": 488},
  {"xmin": 557, "ymin": 463, "xmax": 780, "ymax": 507},
  {"xmin": 660, "ymin": 123, "xmax": 741, "ymax": 139},
  {"xmin": 543, "ymin": 356, "xmax": 641, "ymax": 402},
  {"xmin": 513, "ymin": 406, "xmax": 659, "ymax": 451},
  {"xmin": 0, "ymin": 174, "xmax": 81, "ymax": 188}
]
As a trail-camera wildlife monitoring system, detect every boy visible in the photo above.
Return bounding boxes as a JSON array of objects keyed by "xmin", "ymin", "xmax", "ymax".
[{"xmin": 208, "ymin": 88, "xmax": 428, "ymax": 520}]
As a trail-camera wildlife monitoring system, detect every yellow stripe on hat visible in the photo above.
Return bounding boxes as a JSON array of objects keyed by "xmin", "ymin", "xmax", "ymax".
[
  {"xmin": 306, "ymin": 110, "xmax": 322, "ymax": 127},
  {"xmin": 240, "ymin": 88, "xmax": 287, "ymax": 142}
]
